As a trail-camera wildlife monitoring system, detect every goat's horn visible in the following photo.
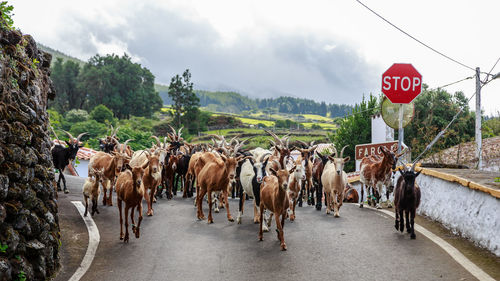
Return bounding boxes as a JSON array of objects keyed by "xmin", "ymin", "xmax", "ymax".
[
  {"xmin": 112, "ymin": 126, "xmax": 120, "ymax": 138},
  {"xmin": 285, "ymin": 137, "xmax": 290, "ymax": 149},
  {"xmin": 63, "ymin": 130, "xmax": 75, "ymax": 142},
  {"xmin": 167, "ymin": 124, "xmax": 177, "ymax": 137},
  {"xmin": 163, "ymin": 137, "xmax": 168, "ymax": 148},
  {"xmin": 76, "ymin": 132, "xmax": 87, "ymax": 143},
  {"xmin": 122, "ymin": 139, "xmax": 133, "ymax": 153},
  {"xmin": 411, "ymin": 161, "xmax": 417, "ymax": 172},
  {"xmin": 177, "ymin": 126, "xmax": 183, "ymax": 139},
  {"xmin": 229, "ymin": 135, "xmax": 241, "ymax": 146},
  {"xmin": 150, "ymin": 136, "xmax": 161, "ymax": 147},
  {"xmin": 265, "ymin": 129, "xmax": 283, "ymax": 146},
  {"xmin": 49, "ymin": 126, "xmax": 60, "ymax": 142},
  {"xmin": 297, "ymin": 140, "xmax": 308, "ymax": 148},
  {"xmin": 340, "ymin": 145, "xmax": 348, "ymax": 158},
  {"xmin": 207, "ymin": 134, "xmax": 223, "ymax": 141}
]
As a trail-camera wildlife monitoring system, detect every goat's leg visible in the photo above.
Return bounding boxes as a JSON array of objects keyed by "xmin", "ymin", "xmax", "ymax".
[
  {"xmin": 182, "ymin": 175, "xmax": 188, "ymax": 198},
  {"xmin": 398, "ymin": 209, "xmax": 404, "ymax": 233},
  {"xmin": 61, "ymin": 172, "xmax": 69, "ymax": 194},
  {"xmin": 173, "ymin": 174, "xmax": 178, "ymax": 196},
  {"xmin": 84, "ymin": 195, "xmax": 89, "ymax": 217},
  {"xmin": 309, "ymin": 179, "xmax": 315, "ymax": 206},
  {"xmin": 237, "ymin": 190, "xmax": 245, "ymax": 224},
  {"xmin": 130, "ymin": 206, "xmax": 136, "ymax": 235},
  {"xmin": 290, "ymin": 197, "xmax": 297, "ymax": 221},
  {"xmin": 56, "ymin": 172, "xmax": 62, "ymax": 191},
  {"xmin": 92, "ymin": 196, "xmax": 99, "ymax": 215},
  {"xmin": 207, "ymin": 188, "xmax": 214, "ymax": 224},
  {"xmin": 224, "ymin": 190, "xmax": 234, "ymax": 222},
  {"xmin": 297, "ymin": 184, "xmax": 304, "ymax": 207},
  {"xmin": 315, "ymin": 181, "xmax": 323, "ymax": 211},
  {"xmin": 410, "ymin": 209, "xmax": 416, "ymax": 239},
  {"xmin": 359, "ymin": 184, "xmax": 364, "ymax": 208},
  {"xmin": 275, "ymin": 212, "xmax": 286, "ymax": 251},
  {"xmin": 107, "ymin": 179, "xmax": 114, "ymax": 206},
  {"xmin": 118, "ymin": 199, "xmax": 124, "ymax": 240},
  {"xmin": 144, "ymin": 187, "xmax": 153, "ymax": 216},
  {"xmin": 102, "ymin": 180, "xmax": 108, "ymax": 206},
  {"xmin": 258, "ymin": 203, "xmax": 264, "ymax": 241},
  {"xmin": 394, "ymin": 208, "xmax": 399, "ymax": 231},
  {"xmin": 325, "ymin": 192, "xmax": 331, "ymax": 215},
  {"xmin": 148, "ymin": 186, "xmax": 155, "ymax": 216},
  {"xmin": 123, "ymin": 206, "xmax": 130, "ymax": 243},
  {"xmin": 405, "ymin": 210, "xmax": 411, "ymax": 234},
  {"xmin": 135, "ymin": 202, "xmax": 143, "ymax": 239},
  {"xmin": 197, "ymin": 188, "xmax": 207, "ymax": 220}
]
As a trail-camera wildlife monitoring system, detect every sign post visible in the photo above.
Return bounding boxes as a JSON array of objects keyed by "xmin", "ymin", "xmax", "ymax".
[{"xmin": 381, "ymin": 63, "xmax": 422, "ymax": 154}]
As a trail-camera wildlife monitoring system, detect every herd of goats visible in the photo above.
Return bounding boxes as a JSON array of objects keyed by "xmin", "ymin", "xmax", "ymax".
[{"xmin": 50, "ymin": 125, "xmax": 422, "ymax": 251}]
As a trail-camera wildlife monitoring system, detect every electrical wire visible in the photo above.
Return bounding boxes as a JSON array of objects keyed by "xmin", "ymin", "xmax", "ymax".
[{"xmin": 354, "ymin": 0, "xmax": 476, "ymax": 72}]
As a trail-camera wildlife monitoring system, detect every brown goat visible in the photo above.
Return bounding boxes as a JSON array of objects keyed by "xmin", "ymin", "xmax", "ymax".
[
  {"xmin": 115, "ymin": 161, "xmax": 149, "ymax": 243},
  {"xmin": 196, "ymin": 154, "xmax": 244, "ymax": 223},
  {"xmin": 259, "ymin": 162, "xmax": 295, "ymax": 251},
  {"xmin": 141, "ymin": 152, "xmax": 162, "ymax": 216},
  {"xmin": 88, "ymin": 146, "xmax": 131, "ymax": 206},
  {"xmin": 288, "ymin": 159, "xmax": 305, "ymax": 221},
  {"xmin": 343, "ymin": 184, "xmax": 359, "ymax": 203}
]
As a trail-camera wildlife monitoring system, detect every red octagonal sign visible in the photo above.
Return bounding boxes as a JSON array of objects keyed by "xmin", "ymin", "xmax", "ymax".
[{"xmin": 382, "ymin": 63, "xmax": 422, "ymax": 104}]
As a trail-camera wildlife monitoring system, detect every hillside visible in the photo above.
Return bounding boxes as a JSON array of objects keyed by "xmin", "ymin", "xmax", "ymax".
[{"xmin": 37, "ymin": 43, "xmax": 85, "ymax": 67}]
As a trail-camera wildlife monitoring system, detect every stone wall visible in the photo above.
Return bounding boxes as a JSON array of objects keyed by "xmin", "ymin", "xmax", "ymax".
[{"xmin": 0, "ymin": 20, "xmax": 59, "ymax": 281}]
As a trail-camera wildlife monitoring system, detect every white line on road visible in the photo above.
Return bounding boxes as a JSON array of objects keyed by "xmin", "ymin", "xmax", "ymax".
[
  {"xmin": 362, "ymin": 205, "xmax": 495, "ymax": 281},
  {"xmin": 69, "ymin": 201, "xmax": 100, "ymax": 281}
]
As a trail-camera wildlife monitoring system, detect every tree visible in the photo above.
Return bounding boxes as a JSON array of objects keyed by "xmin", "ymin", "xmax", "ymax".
[
  {"xmin": 168, "ymin": 69, "xmax": 200, "ymax": 129},
  {"xmin": 78, "ymin": 54, "xmax": 162, "ymax": 119},
  {"xmin": 65, "ymin": 109, "xmax": 89, "ymax": 123},
  {"xmin": 331, "ymin": 94, "xmax": 378, "ymax": 172},
  {"xmin": 90, "ymin": 104, "xmax": 115, "ymax": 124},
  {"xmin": 49, "ymin": 58, "xmax": 82, "ymax": 112}
]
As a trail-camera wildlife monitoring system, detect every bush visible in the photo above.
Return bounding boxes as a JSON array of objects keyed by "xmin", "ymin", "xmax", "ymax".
[
  {"xmin": 65, "ymin": 109, "xmax": 89, "ymax": 123},
  {"xmin": 311, "ymin": 124, "xmax": 322, "ymax": 130},
  {"xmin": 90, "ymin": 104, "xmax": 115, "ymax": 124},
  {"xmin": 70, "ymin": 120, "xmax": 108, "ymax": 143}
]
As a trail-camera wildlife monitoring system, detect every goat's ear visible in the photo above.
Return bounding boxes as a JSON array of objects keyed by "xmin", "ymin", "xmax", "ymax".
[
  {"xmin": 289, "ymin": 166, "xmax": 296, "ymax": 174},
  {"xmin": 64, "ymin": 140, "xmax": 71, "ymax": 147},
  {"xmin": 270, "ymin": 168, "xmax": 277, "ymax": 176},
  {"xmin": 125, "ymin": 164, "xmax": 132, "ymax": 170},
  {"xmin": 220, "ymin": 154, "xmax": 228, "ymax": 162},
  {"xmin": 415, "ymin": 170, "xmax": 421, "ymax": 178},
  {"xmin": 327, "ymin": 156, "xmax": 335, "ymax": 162},
  {"xmin": 141, "ymin": 161, "xmax": 149, "ymax": 170},
  {"xmin": 248, "ymin": 158, "xmax": 254, "ymax": 166},
  {"xmin": 398, "ymin": 169, "xmax": 404, "ymax": 177},
  {"xmin": 343, "ymin": 156, "xmax": 350, "ymax": 163},
  {"xmin": 263, "ymin": 158, "xmax": 269, "ymax": 167}
]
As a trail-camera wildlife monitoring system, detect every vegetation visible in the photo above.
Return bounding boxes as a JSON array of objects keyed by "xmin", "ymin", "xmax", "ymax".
[
  {"xmin": 483, "ymin": 116, "xmax": 500, "ymax": 138},
  {"xmin": 0, "ymin": 1, "xmax": 14, "ymax": 29},
  {"xmin": 49, "ymin": 54, "xmax": 163, "ymax": 119},
  {"xmin": 331, "ymin": 94, "xmax": 378, "ymax": 172}
]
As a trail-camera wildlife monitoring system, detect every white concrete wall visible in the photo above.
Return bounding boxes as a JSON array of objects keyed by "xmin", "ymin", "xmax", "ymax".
[
  {"xmin": 371, "ymin": 114, "xmax": 394, "ymax": 143},
  {"xmin": 350, "ymin": 174, "xmax": 500, "ymax": 256}
]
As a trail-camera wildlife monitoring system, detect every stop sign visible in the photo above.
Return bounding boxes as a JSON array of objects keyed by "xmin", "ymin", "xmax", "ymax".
[{"xmin": 381, "ymin": 63, "xmax": 422, "ymax": 104}]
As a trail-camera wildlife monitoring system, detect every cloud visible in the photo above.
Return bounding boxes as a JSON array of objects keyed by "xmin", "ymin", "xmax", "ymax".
[{"xmin": 50, "ymin": 3, "xmax": 380, "ymax": 105}]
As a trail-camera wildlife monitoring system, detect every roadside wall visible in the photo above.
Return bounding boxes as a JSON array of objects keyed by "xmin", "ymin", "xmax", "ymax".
[
  {"xmin": 349, "ymin": 173, "xmax": 500, "ymax": 256},
  {"xmin": 0, "ymin": 24, "xmax": 59, "ymax": 280}
]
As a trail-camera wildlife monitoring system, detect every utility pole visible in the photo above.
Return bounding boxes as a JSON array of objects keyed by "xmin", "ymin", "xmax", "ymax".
[{"xmin": 475, "ymin": 67, "xmax": 482, "ymax": 169}]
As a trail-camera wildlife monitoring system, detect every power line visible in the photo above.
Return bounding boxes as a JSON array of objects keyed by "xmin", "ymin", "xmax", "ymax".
[
  {"xmin": 436, "ymin": 76, "xmax": 473, "ymax": 90},
  {"xmin": 482, "ymin": 56, "xmax": 500, "ymax": 84},
  {"xmin": 354, "ymin": 0, "xmax": 476, "ymax": 72}
]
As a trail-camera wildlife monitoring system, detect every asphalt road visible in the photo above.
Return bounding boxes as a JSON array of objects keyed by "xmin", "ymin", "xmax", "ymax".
[{"xmin": 56, "ymin": 175, "xmax": 480, "ymax": 281}]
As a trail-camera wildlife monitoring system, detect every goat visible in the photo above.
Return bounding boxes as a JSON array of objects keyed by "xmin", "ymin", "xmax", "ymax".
[
  {"xmin": 88, "ymin": 139, "xmax": 132, "ymax": 206},
  {"xmin": 321, "ymin": 146, "xmax": 349, "ymax": 217},
  {"xmin": 82, "ymin": 168, "xmax": 104, "ymax": 216},
  {"xmin": 296, "ymin": 144, "xmax": 317, "ymax": 207},
  {"xmin": 343, "ymin": 183, "xmax": 359, "ymax": 203},
  {"xmin": 394, "ymin": 164, "xmax": 421, "ymax": 239},
  {"xmin": 196, "ymin": 154, "xmax": 245, "ymax": 223},
  {"xmin": 312, "ymin": 151, "xmax": 331, "ymax": 211},
  {"xmin": 141, "ymin": 151, "xmax": 162, "ymax": 216},
  {"xmin": 287, "ymin": 159, "xmax": 305, "ymax": 221},
  {"xmin": 115, "ymin": 161, "xmax": 149, "ymax": 243},
  {"xmin": 359, "ymin": 146, "xmax": 404, "ymax": 209},
  {"xmin": 237, "ymin": 158, "xmax": 269, "ymax": 226},
  {"xmin": 258, "ymin": 161, "xmax": 296, "ymax": 251},
  {"xmin": 51, "ymin": 131, "xmax": 87, "ymax": 193}
]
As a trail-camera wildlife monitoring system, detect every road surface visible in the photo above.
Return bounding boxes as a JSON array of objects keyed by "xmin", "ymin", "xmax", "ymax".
[{"xmin": 55, "ymin": 175, "xmax": 496, "ymax": 281}]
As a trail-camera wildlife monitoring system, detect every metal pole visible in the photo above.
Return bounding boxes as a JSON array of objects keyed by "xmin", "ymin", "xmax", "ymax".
[
  {"xmin": 398, "ymin": 104, "xmax": 403, "ymax": 153},
  {"xmin": 475, "ymin": 67, "xmax": 482, "ymax": 169}
]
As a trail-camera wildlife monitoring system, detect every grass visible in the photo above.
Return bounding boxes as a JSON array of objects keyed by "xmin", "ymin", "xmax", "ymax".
[
  {"xmin": 301, "ymin": 122, "xmax": 336, "ymax": 130},
  {"xmin": 301, "ymin": 114, "xmax": 334, "ymax": 122},
  {"xmin": 236, "ymin": 117, "xmax": 275, "ymax": 126}
]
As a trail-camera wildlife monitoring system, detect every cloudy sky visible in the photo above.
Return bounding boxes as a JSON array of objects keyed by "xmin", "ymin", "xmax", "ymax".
[{"xmin": 10, "ymin": 0, "xmax": 500, "ymax": 115}]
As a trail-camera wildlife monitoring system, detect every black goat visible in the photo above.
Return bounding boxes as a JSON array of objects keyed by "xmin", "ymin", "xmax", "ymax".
[
  {"xmin": 394, "ymin": 165, "xmax": 421, "ymax": 239},
  {"xmin": 51, "ymin": 131, "xmax": 86, "ymax": 193}
]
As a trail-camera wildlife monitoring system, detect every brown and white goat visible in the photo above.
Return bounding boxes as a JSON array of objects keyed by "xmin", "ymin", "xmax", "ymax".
[
  {"xmin": 296, "ymin": 145, "xmax": 317, "ymax": 207},
  {"xmin": 359, "ymin": 146, "xmax": 403, "ymax": 209},
  {"xmin": 115, "ymin": 161, "xmax": 149, "ymax": 243},
  {"xmin": 321, "ymin": 146, "xmax": 350, "ymax": 217},
  {"xmin": 88, "ymin": 140, "xmax": 132, "ymax": 206},
  {"xmin": 287, "ymin": 159, "xmax": 305, "ymax": 221},
  {"xmin": 258, "ymin": 161, "xmax": 295, "ymax": 251},
  {"xmin": 196, "ymin": 154, "xmax": 244, "ymax": 223},
  {"xmin": 82, "ymin": 168, "xmax": 105, "ymax": 216},
  {"xmin": 394, "ymin": 165, "xmax": 421, "ymax": 239}
]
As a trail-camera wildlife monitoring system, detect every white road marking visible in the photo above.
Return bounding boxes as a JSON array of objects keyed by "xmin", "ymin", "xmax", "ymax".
[
  {"xmin": 69, "ymin": 201, "xmax": 100, "ymax": 281},
  {"xmin": 359, "ymin": 204, "xmax": 495, "ymax": 281}
]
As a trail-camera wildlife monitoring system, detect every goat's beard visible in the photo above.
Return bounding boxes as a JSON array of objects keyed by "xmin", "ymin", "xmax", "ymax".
[{"xmin": 151, "ymin": 171, "xmax": 162, "ymax": 181}]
